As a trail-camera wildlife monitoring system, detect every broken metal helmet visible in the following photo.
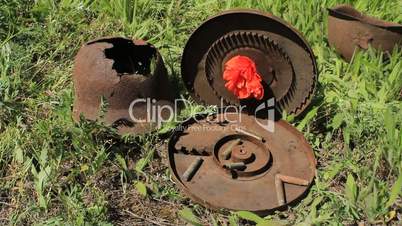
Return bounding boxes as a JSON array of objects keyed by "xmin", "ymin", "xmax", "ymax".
[
  {"xmin": 181, "ymin": 9, "xmax": 318, "ymax": 116},
  {"xmin": 72, "ymin": 37, "xmax": 174, "ymax": 134},
  {"xmin": 328, "ymin": 4, "xmax": 402, "ymax": 62}
]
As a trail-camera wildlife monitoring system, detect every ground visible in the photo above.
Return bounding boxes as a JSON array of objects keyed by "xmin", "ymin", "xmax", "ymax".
[{"xmin": 0, "ymin": 0, "xmax": 401, "ymax": 225}]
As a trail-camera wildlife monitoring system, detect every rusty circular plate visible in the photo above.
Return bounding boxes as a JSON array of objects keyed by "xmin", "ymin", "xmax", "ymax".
[
  {"xmin": 168, "ymin": 112, "xmax": 316, "ymax": 213},
  {"xmin": 181, "ymin": 9, "xmax": 318, "ymax": 116}
]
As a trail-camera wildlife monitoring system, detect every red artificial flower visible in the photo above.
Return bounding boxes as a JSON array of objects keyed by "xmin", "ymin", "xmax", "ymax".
[{"xmin": 223, "ymin": 55, "xmax": 264, "ymax": 100}]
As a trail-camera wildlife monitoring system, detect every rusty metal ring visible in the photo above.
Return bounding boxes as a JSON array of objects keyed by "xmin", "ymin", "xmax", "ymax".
[{"xmin": 181, "ymin": 9, "xmax": 318, "ymax": 116}]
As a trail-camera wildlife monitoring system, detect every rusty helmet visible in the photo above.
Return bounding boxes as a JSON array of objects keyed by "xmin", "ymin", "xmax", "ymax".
[
  {"xmin": 72, "ymin": 37, "xmax": 175, "ymax": 134},
  {"xmin": 328, "ymin": 4, "xmax": 402, "ymax": 62}
]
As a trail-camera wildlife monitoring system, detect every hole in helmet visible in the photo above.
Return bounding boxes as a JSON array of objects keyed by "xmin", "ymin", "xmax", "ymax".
[{"xmin": 88, "ymin": 37, "xmax": 157, "ymax": 76}]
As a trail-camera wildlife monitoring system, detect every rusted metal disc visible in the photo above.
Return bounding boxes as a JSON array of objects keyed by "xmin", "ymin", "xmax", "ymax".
[
  {"xmin": 181, "ymin": 10, "xmax": 318, "ymax": 116},
  {"xmin": 72, "ymin": 37, "xmax": 174, "ymax": 135},
  {"xmin": 328, "ymin": 4, "xmax": 402, "ymax": 62},
  {"xmin": 168, "ymin": 112, "xmax": 316, "ymax": 213}
]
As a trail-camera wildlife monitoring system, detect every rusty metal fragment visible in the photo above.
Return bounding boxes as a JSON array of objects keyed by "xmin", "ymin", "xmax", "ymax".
[
  {"xmin": 182, "ymin": 157, "xmax": 204, "ymax": 182},
  {"xmin": 72, "ymin": 37, "xmax": 174, "ymax": 135},
  {"xmin": 328, "ymin": 4, "xmax": 402, "ymax": 62},
  {"xmin": 275, "ymin": 174, "xmax": 309, "ymax": 205},
  {"xmin": 181, "ymin": 9, "xmax": 318, "ymax": 116},
  {"xmin": 168, "ymin": 112, "xmax": 316, "ymax": 213}
]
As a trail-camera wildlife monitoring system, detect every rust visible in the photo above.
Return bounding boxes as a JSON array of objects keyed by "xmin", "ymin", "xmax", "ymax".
[
  {"xmin": 72, "ymin": 37, "xmax": 174, "ymax": 135},
  {"xmin": 168, "ymin": 112, "xmax": 316, "ymax": 213},
  {"xmin": 181, "ymin": 9, "xmax": 318, "ymax": 116},
  {"xmin": 235, "ymin": 127, "xmax": 264, "ymax": 142},
  {"xmin": 277, "ymin": 174, "xmax": 309, "ymax": 186},
  {"xmin": 224, "ymin": 162, "xmax": 246, "ymax": 170},
  {"xmin": 275, "ymin": 174, "xmax": 309, "ymax": 205},
  {"xmin": 222, "ymin": 138, "xmax": 241, "ymax": 160},
  {"xmin": 182, "ymin": 157, "xmax": 204, "ymax": 182},
  {"xmin": 328, "ymin": 4, "xmax": 402, "ymax": 62},
  {"xmin": 275, "ymin": 174, "xmax": 286, "ymax": 206}
]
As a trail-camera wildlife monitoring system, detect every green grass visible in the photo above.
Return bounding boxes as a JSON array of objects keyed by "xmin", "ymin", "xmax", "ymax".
[{"xmin": 1, "ymin": 0, "xmax": 402, "ymax": 225}]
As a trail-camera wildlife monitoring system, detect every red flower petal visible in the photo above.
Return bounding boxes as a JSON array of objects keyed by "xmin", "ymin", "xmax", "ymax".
[
  {"xmin": 237, "ymin": 87, "xmax": 249, "ymax": 99},
  {"xmin": 222, "ymin": 55, "xmax": 264, "ymax": 100}
]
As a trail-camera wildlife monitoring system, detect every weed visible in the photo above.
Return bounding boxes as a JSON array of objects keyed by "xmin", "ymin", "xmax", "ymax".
[{"xmin": 0, "ymin": 0, "xmax": 401, "ymax": 225}]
